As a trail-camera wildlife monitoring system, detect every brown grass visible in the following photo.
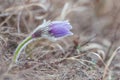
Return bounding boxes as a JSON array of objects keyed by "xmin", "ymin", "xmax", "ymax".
[{"xmin": 0, "ymin": 0, "xmax": 120, "ymax": 80}]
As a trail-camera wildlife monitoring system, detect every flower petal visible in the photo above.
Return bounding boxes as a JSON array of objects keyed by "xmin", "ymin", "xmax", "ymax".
[
  {"xmin": 50, "ymin": 21, "xmax": 72, "ymax": 30},
  {"xmin": 32, "ymin": 20, "xmax": 73, "ymax": 40},
  {"xmin": 49, "ymin": 25, "xmax": 72, "ymax": 38}
]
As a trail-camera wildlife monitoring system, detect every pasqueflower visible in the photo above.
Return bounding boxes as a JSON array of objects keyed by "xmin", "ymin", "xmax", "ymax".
[
  {"xmin": 32, "ymin": 21, "xmax": 73, "ymax": 40},
  {"xmin": 13, "ymin": 20, "xmax": 73, "ymax": 63}
]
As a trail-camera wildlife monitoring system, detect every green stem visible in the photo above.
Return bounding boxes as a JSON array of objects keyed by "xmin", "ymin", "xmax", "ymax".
[{"xmin": 13, "ymin": 36, "xmax": 32, "ymax": 63}]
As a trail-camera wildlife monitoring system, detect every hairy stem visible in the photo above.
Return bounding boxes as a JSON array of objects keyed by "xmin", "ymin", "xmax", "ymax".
[{"xmin": 13, "ymin": 36, "xmax": 32, "ymax": 63}]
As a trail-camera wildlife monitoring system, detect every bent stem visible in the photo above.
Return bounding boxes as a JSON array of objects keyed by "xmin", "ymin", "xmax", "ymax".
[
  {"xmin": 13, "ymin": 36, "xmax": 32, "ymax": 63},
  {"xmin": 7, "ymin": 36, "xmax": 32, "ymax": 73}
]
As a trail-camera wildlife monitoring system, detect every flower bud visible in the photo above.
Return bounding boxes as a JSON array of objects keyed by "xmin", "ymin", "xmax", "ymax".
[
  {"xmin": 32, "ymin": 21, "xmax": 73, "ymax": 40},
  {"xmin": 49, "ymin": 21, "xmax": 73, "ymax": 38}
]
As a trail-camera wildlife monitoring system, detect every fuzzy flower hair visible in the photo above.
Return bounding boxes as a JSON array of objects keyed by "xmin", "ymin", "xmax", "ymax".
[{"xmin": 32, "ymin": 20, "xmax": 73, "ymax": 41}]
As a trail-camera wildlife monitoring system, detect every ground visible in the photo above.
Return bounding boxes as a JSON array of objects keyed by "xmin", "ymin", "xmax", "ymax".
[{"xmin": 0, "ymin": 0, "xmax": 120, "ymax": 80}]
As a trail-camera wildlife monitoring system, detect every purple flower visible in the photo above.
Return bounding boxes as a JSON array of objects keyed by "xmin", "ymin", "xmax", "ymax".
[
  {"xmin": 49, "ymin": 21, "xmax": 73, "ymax": 38},
  {"xmin": 32, "ymin": 21, "xmax": 73, "ymax": 40}
]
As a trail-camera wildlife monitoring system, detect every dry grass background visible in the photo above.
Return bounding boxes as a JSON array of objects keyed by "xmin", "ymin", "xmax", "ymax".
[{"xmin": 0, "ymin": 0, "xmax": 120, "ymax": 80}]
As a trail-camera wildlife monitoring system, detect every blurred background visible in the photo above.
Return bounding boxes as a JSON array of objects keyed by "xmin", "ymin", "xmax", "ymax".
[{"xmin": 0, "ymin": 0, "xmax": 120, "ymax": 80}]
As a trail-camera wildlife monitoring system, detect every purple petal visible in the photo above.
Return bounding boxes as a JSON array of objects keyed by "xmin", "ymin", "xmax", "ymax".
[
  {"xmin": 49, "ymin": 24, "xmax": 73, "ymax": 38},
  {"xmin": 50, "ymin": 21, "xmax": 72, "ymax": 30}
]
